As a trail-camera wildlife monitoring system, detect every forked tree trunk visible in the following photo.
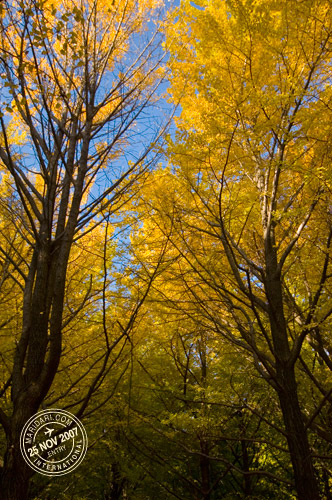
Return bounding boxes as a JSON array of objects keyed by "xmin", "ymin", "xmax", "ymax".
[{"xmin": 0, "ymin": 236, "xmax": 71, "ymax": 498}]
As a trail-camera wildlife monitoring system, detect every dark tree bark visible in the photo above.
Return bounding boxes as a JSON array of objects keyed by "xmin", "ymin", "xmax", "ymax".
[
  {"xmin": 264, "ymin": 228, "xmax": 320, "ymax": 500},
  {"xmin": 199, "ymin": 439, "xmax": 211, "ymax": 500}
]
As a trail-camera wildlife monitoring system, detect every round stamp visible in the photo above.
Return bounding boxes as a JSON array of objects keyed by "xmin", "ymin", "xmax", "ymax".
[{"xmin": 20, "ymin": 409, "xmax": 88, "ymax": 476}]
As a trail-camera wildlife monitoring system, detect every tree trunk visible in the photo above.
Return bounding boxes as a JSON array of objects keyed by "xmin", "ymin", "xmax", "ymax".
[
  {"xmin": 199, "ymin": 439, "xmax": 211, "ymax": 500},
  {"xmin": 241, "ymin": 437, "xmax": 252, "ymax": 496},
  {"xmin": 265, "ymin": 242, "xmax": 320, "ymax": 500},
  {"xmin": 0, "ymin": 453, "xmax": 30, "ymax": 500},
  {"xmin": 0, "ymin": 405, "xmax": 35, "ymax": 500},
  {"xmin": 276, "ymin": 362, "xmax": 320, "ymax": 500},
  {"xmin": 107, "ymin": 462, "xmax": 125, "ymax": 500},
  {"xmin": 0, "ymin": 241, "xmax": 66, "ymax": 499}
]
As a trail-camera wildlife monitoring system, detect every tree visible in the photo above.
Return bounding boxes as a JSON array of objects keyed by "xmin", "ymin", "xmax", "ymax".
[
  {"xmin": 0, "ymin": 0, "xmax": 167, "ymax": 498},
  {"xmin": 134, "ymin": 0, "xmax": 332, "ymax": 497},
  {"xmin": 122, "ymin": 209, "xmax": 296, "ymax": 499}
]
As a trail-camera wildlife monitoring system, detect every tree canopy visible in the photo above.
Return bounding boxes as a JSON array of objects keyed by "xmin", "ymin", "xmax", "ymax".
[{"xmin": 1, "ymin": 0, "xmax": 332, "ymax": 499}]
